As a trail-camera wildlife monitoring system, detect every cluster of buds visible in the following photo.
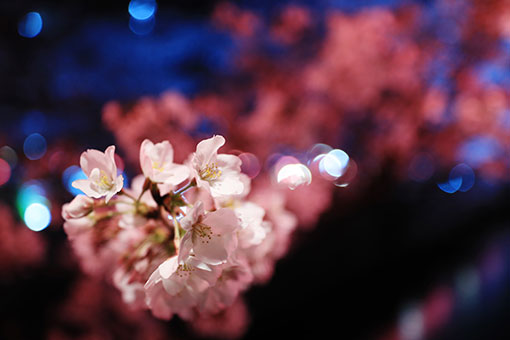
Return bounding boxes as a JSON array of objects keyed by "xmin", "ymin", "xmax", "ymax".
[{"xmin": 62, "ymin": 135, "xmax": 294, "ymax": 322}]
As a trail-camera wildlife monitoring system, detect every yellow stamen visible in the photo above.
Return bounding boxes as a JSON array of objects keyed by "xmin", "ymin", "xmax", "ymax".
[
  {"xmin": 98, "ymin": 171, "xmax": 113, "ymax": 190},
  {"xmin": 152, "ymin": 161, "xmax": 164, "ymax": 172},
  {"xmin": 199, "ymin": 163, "xmax": 222, "ymax": 181}
]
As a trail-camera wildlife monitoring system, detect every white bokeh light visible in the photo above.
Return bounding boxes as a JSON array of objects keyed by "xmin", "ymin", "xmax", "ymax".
[
  {"xmin": 277, "ymin": 163, "xmax": 312, "ymax": 190},
  {"xmin": 24, "ymin": 203, "xmax": 51, "ymax": 232}
]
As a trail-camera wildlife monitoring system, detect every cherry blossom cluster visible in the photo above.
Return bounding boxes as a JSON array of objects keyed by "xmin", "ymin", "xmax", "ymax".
[{"xmin": 62, "ymin": 135, "xmax": 297, "ymax": 324}]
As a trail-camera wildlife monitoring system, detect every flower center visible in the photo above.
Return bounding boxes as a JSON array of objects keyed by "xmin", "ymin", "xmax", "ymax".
[
  {"xmin": 176, "ymin": 263, "xmax": 195, "ymax": 278},
  {"xmin": 199, "ymin": 163, "xmax": 222, "ymax": 181},
  {"xmin": 192, "ymin": 222, "xmax": 216, "ymax": 244},
  {"xmin": 152, "ymin": 161, "xmax": 164, "ymax": 172},
  {"xmin": 97, "ymin": 171, "xmax": 114, "ymax": 190}
]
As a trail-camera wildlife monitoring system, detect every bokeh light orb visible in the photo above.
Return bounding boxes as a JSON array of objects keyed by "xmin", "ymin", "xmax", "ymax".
[
  {"xmin": 319, "ymin": 149, "xmax": 349, "ymax": 178},
  {"xmin": 319, "ymin": 154, "xmax": 341, "ymax": 180},
  {"xmin": 18, "ymin": 12, "xmax": 43, "ymax": 38},
  {"xmin": 239, "ymin": 152, "xmax": 261, "ymax": 178},
  {"xmin": 24, "ymin": 203, "xmax": 51, "ymax": 232},
  {"xmin": 450, "ymin": 163, "xmax": 475, "ymax": 192},
  {"xmin": 128, "ymin": 0, "xmax": 157, "ymax": 20},
  {"xmin": 437, "ymin": 163, "xmax": 475, "ymax": 194},
  {"xmin": 62, "ymin": 165, "xmax": 87, "ymax": 195},
  {"xmin": 23, "ymin": 133, "xmax": 47, "ymax": 160},
  {"xmin": 273, "ymin": 155, "xmax": 301, "ymax": 173},
  {"xmin": 0, "ymin": 159, "xmax": 11, "ymax": 186},
  {"xmin": 437, "ymin": 178, "xmax": 462, "ymax": 194},
  {"xmin": 16, "ymin": 181, "xmax": 49, "ymax": 217},
  {"xmin": 277, "ymin": 163, "xmax": 312, "ymax": 190}
]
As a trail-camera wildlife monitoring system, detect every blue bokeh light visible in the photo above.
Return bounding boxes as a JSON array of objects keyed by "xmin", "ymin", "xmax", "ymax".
[
  {"xmin": 16, "ymin": 181, "xmax": 50, "ymax": 219},
  {"xmin": 329, "ymin": 149, "xmax": 349, "ymax": 169},
  {"xmin": 438, "ymin": 177, "xmax": 462, "ymax": 194},
  {"xmin": 319, "ymin": 149, "xmax": 350, "ymax": 178},
  {"xmin": 128, "ymin": 0, "xmax": 157, "ymax": 20},
  {"xmin": 23, "ymin": 133, "xmax": 47, "ymax": 160},
  {"xmin": 450, "ymin": 163, "xmax": 475, "ymax": 192},
  {"xmin": 62, "ymin": 165, "xmax": 87, "ymax": 195},
  {"xmin": 24, "ymin": 203, "xmax": 51, "ymax": 232},
  {"xmin": 18, "ymin": 12, "xmax": 43, "ymax": 38},
  {"xmin": 438, "ymin": 163, "xmax": 476, "ymax": 194}
]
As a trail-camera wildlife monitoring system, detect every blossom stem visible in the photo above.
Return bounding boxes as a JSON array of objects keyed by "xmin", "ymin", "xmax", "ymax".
[
  {"xmin": 93, "ymin": 198, "xmax": 117, "ymax": 208},
  {"xmin": 119, "ymin": 189, "xmax": 137, "ymax": 201},
  {"xmin": 171, "ymin": 212, "xmax": 181, "ymax": 252},
  {"xmin": 135, "ymin": 190, "xmax": 145, "ymax": 204},
  {"xmin": 136, "ymin": 178, "xmax": 151, "ymax": 204},
  {"xmin": 174, "ymin": 179, "xmax": 196, "ymax": 196},
  {"xmin": 94, "ymin": 211, "xmax": 123, "ymax": 221}
]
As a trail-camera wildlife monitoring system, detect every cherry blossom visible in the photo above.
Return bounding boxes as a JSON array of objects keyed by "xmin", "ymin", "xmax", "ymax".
[
  {"xmin": 178, "ymin": 201, "xmax": 239, "ymax": 265},
  {"xmin": 144, "ymin": 256, "xmax": 220, "ymax": 320},
  {"xmin": 61, "ymin": 134, "xmax": 299, "ymax": 332},
  {"xmin": 72, "ymin": 145, "xmax": 124, "ymax": 202},
  {"xmin": 190, "ymin": 135, "xmax": 244, "ymax": 198},
  {"xmin": 139, "ymin": 139, "xmax": 189, "ymax": 187}
]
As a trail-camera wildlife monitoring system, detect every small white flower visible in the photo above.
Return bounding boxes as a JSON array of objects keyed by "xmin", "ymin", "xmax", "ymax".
[
  {"xmin": 144, "ymin": 255, "xmax": 220, "ymax": 320},
  {"xmin": 139, "ymin": 139, "xmax": 189, "ymax": 188},
  {"xmin": 72, "ymin": 146, "xmax": 124, "ymax": 202},
  {"xmin": 190, "ymin": 135, "xmax": 244, "ymax": 198},
  {"xmin": 178, "ymin": 201, "xmax": 239, "ymax": 265}
]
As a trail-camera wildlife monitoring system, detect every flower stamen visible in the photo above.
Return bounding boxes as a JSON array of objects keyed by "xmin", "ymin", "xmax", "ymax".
[
  {"xmin": 97, "ymin": 171, "xmax": 114, "ymax": 190},
  {"xmin": 176, "ymin": 263, "xmax": 195, "ymax": 278},
  {"xmin": 192, "ymin": 222, "xmax": 217, "ymax": 244},
  {"xmin": 199, "ymin": 163, "xmax": 222, "ymax": 181},
  {"xmin": 152, "ymin": 161, "xmax": 164, "ymax": 172}
]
